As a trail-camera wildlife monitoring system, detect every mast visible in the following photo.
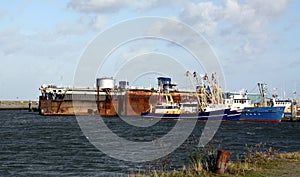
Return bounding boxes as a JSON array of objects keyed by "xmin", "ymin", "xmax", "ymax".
[
  {"xmin": 193, "ymin": 72, "xmax": 208, "ymax": 111},
  {"xmin": 258, "ymin": 82, "xmax": 267, "ymax": 107},
  {"xmin": 203, "ymin": 73, "xmax": 217, "ymax": 105},
  {"xmin": 211, "ymin": 72, "xmax": 223, "ymax": 104},
  {"xmin": 186, "ymin": 71, "xmax": 202, "ymax": 112},
  {"xmin": 193, "ymin": 71, "xmax": 202, "ymax": 90}
]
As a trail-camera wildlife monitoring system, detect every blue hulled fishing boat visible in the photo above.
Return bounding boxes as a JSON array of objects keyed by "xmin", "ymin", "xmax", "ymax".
[
  {"xmin": 239, "ymin": 83, "xmax": 285, "ymax": 122},
  {"xmin": 240, "ymin": 106, "xmax": 284, "ymax": 122}
]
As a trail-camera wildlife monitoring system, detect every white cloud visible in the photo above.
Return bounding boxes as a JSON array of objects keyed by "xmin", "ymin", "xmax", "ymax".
[
  {"xmin": 180, "ymin": 2, "xmax": 221, "ymax": 35},
  {"xmin": 180, "ymin": 0, "xmax": 290, "ymax": 35},
  {"xmin": 145, "ymin": 20, "xmax": 189, "ymax": 37},
  {"xmin": 179, "ymin": 0, "xmax": 290, "ymax": 56},
  {"xmin": 224, "ymin": 0, "xmax": 290, "ymax": 56},
  {"xmin": 68, "ymin": 0, "xmax": 185, "ymax": 13},
  {"xmin": 68, "ymin": 0, "xmax": 128, "ymax": 13},
  {"xmin": 223, "ymin": 0, "xmax": 290, "ymax": 35},
  {"xmin": 132, "ymin": 0, "xmax": 184, "ymax": 9},
  {"xmin": 90, "ymin": 15, "xmax": 106, "ymax": 30}
]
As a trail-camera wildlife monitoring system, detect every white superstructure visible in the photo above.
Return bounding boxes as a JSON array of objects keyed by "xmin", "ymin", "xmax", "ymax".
[{"xmin": 225, "ymin": 90, "xmax": 252, "ymax": 111}]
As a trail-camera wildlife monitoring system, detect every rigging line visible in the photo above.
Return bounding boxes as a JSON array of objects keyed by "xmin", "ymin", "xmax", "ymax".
[{"xmin": 249, "ymin": 83, "xmax": 258, "ymax": 93}]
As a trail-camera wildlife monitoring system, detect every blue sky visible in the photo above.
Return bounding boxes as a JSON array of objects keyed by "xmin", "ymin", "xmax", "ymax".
[{"xmin": 0, "ymin": 0, "xmax": 299, "ymax": 100}]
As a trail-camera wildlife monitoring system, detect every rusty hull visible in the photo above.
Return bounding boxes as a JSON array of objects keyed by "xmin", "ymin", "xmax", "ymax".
[{"xmin": 39, "ymin": 90, "xmax": 196, "ymax": 116}]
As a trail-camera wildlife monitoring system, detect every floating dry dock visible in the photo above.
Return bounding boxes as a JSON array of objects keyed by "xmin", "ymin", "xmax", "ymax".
[
  {"xmin": 39, "ymin": 77, "xmax": 196, "ymax": 116},
  {"xmin": 39, "ymin": 87, "xmax": 193, "ymax": 116}
]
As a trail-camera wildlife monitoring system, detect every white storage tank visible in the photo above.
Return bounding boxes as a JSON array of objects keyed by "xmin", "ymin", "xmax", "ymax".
[{"xmin": 96, "ymin": 78, "xmax": 114, "ymax": 90}]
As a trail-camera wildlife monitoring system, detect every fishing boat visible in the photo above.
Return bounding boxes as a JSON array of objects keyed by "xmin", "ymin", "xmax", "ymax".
[
  {"xmin": 240, "ymin": 106, "xmax": 284, "ymax": 122},
  {"xmin": 239, "ymin": 83, "xmax": 285, "ymax": 122},
  {"xmin": 140, "ymin": 97, "xmax": 240, "ymax": 121},
  {"xmin": 141, "ymin": 73, "xmax": 241, "ymax": 121}
]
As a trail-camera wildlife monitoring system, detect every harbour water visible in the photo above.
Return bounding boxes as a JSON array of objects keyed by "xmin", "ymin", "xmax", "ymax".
[{"xmin": 1, "ymin": 110, "xmax": 299, "ymax": 176}]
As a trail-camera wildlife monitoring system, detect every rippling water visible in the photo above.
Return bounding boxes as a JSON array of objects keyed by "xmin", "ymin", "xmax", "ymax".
[{"xmin": 0, "ymin": 110, "xmax": 299, "ymax": 176}]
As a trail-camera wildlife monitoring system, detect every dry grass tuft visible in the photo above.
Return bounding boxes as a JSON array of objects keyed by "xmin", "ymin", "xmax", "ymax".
[{"xmin": 130, "ymin": 143, "xmax": 300, "ymax": 177}]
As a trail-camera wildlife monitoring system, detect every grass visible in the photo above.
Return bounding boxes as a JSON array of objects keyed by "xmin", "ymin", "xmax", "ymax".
[{"xmin": 130, "ymin": 143, "xmax": 300, "ymax": 177}]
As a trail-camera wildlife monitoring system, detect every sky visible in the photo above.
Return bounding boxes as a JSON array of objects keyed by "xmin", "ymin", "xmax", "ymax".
[{"xmin": 0, "ymin": 0, "xmax": 299, "ymax": 100}]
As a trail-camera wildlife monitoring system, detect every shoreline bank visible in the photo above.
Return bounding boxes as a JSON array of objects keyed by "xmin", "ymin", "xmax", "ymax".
[
  {"xmin": 0, "ymin": 100, "xmax": 39, "ymax": 111},
  {"xmin": 132, "ymin": 151, "xmax": 300, "ymax": 177}
]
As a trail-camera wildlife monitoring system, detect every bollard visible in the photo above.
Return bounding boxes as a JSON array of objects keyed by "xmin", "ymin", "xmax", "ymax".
[
  {"xmin": 28, "ymin": 101, "xmax": 32, "ymax": 112},
  {"xmin": 215, "ymin": 150, "xmax": 230, "ymax": 174}
]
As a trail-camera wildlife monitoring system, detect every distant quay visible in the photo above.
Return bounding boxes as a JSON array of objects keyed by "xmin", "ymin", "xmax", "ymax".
[{"xmin": 0, "ymin": 100, "xmax": 39, "ymax": 111}]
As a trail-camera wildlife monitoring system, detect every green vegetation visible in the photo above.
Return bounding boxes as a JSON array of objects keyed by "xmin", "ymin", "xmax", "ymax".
[{"xmin": 131, "ymin": 144, "xmax": 300, "ymax": 177}]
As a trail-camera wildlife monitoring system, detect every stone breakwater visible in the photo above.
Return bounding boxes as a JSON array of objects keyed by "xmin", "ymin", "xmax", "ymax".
[{"xmin": 0, "ymin": 100, "xmax": 38, "ymax": 110}]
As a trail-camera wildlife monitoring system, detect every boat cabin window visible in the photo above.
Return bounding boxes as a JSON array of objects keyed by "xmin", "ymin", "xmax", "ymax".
[
  {"xmin": 155, "ymin": 105, "xmax": 179, "ymax": 109},
  {"xmin": 156, "ymin": 105, "xmax": 163, "ymax": 109},
  {"xmin": 234, "ymin": 99, "xmax": 246, "ymax": 103}
]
